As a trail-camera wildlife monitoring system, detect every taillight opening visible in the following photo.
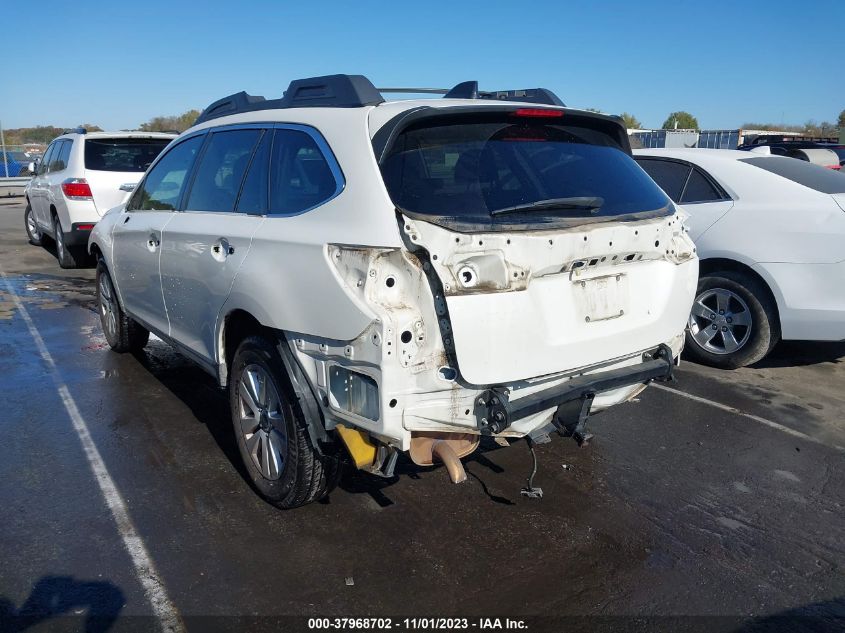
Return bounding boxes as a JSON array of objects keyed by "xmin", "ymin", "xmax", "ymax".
[{"xmin": 62, "ymin": 178, "xmax": 93, "ymax": 199}]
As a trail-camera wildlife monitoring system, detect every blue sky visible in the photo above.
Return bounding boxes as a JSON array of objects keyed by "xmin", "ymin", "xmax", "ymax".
[{"xmin": 2, "ymin": 0, "xmax": 842, "ymax": 131}]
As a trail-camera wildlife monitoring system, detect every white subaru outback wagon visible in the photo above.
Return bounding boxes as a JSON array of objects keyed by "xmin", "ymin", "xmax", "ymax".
[{"xmin": 89, "ymin": 75, "xmax": 698, "ymax": 508}]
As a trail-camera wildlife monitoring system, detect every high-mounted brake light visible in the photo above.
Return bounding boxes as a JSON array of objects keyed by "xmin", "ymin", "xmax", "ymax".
[
  {"xmin": 511, "ymin": 108, "xmax": 564, "ymax": 118},
  {"xmin": 62, "ymin": 178, "xmax": 93, "ymax": 199}
]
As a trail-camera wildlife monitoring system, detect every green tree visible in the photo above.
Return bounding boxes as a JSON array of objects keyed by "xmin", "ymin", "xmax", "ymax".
[
  {"xmin": 661, "ymin": 111, "xmax": 699, "ymax": 130},
  {"xmin": 77, "ymin": 123, "xmax": 103, "ymax": 132},
  {"xmin": 620, "ymin": 112, "xmax": 642, "ymax": 129},
  {"xmin": 838, "ymin": 109, "xmax": 845, "ymax": 129},
  {"xmin": 138, "ymin": 109, "xmax": 201, "ymax": 133}
]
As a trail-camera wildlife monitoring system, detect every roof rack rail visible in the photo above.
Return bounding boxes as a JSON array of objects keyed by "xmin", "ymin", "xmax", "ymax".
[
  {"xmin": 194, "ymin": 75, "xmax": 566, "ymax": 127},
  {"xmin": 194, "ymin": 74, "xmax": 385, "ymax": 125},
  {"xmin": 379, "ymin": 81, "xmax": 565, "ymax": 106},
  {"xmin": 62, "ymin": 127, "xmax": 87, "ymax": 135}
]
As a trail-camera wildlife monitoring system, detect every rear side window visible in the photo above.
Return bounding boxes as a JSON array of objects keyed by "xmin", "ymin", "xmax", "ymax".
[
  {"xmin": 270, "ymin": 128, "xmax": 340, "ymax": 215},
  {"xmin": 380, "ymin": 112, "xmax": 670, "ymax": 229},
  {"xmin": 681, "ymin": 168, "xmax": 724, "ymax": 203},
  {"xmin": 636, "ymin": 158, "xmax": 690, "ymax": 200},
  {"xmin": 236, "ymin": 131, "xmax": 272, "ymax": 214},
  {"xmin": 186, "ymin": 129, "xmax": 262, "ymax": 212},
  {"xmin": 85, "ymin": 137, "xmax": 172, "ymax": 172},
  {"xmin": 129, "ymin": 135, "xmax": 203, "ymax": 211},
  {"xmin": 740, "ymin": 157, "xmax": 845, "ymax": 194}
]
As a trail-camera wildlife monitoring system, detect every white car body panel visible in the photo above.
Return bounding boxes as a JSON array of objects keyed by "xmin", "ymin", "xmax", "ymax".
[{"xmin": 635, "ymin": 148, "xmax": 845, "ymax": 342}]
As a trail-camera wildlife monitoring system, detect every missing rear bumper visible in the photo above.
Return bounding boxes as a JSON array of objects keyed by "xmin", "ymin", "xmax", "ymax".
[{"xmin": 475, "ymin": 344, "xmax": 675, "ymax": 434}]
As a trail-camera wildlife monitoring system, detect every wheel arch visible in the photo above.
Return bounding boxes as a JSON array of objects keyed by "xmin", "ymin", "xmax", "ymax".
[
  {"xmin": 218, "ymin": 308, "xmax": 267, "ymax": 387},
  {"xmin": 698, "ymin": 257, "xmax": 782, "ymax": 329}
]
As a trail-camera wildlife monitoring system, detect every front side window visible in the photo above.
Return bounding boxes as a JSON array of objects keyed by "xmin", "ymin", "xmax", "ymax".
[
  {"xmin": 85, "ymin": 137, "xmax": 172, "ymax": 172},
  {"xmin": 48, "ymin": 141, "xmax": 67, "ymax": 173},
  {"xmin": 38, "ymin": 143, "xmax": 56, "ymax": 175},
  {"xmin": 185, "ymin": 129, "xmax": 262, "ymax": 212},
  {"xmin": 381, "ymin": 112, "xmax": 670, "ymax": 230},
  {"xmin": 128, "ymin": 135, "xmax": 204, "ymax": 211},
  {"xmin": 270, "ymin": 129, "xmax": 339, "ymax": 215},
  {"xmin": 54, "ymin": 140, "xmax": 72, "ymax": 172}
]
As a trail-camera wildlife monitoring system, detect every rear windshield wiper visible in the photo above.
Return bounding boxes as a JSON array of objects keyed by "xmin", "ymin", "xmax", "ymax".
[{"xmin": 489, "ymin": 196, "xmax": 604, "ymax": 217}]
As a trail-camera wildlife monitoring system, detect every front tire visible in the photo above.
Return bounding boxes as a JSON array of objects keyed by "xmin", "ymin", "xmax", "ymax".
[
  {"xmin": 229, "ymin": 335, "xmax": 338, "ymax": 508},
  {"xmin": 24, "ymin": 203, "xmax": 42, "ymax": 246},
  {"xmin": 54, "ymin": 216, "xmax": 83, "ymax": 269},
  {"xmin": 684, "ymin": 271, "xmax": 780, "ymax": 369},
  {"xmin": 96, "ymin": 260, "xmax": 149, "ymax": 353}
]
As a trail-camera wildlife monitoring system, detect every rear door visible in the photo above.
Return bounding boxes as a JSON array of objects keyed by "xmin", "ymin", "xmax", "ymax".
[
  {"xmin": 83, "ymin": 136, "xmax": 173, "ymax": 215},
  {"xmin": 111, "ymin": 134, "xmax": 204, "ymax": 335},
  {"xmin": 379, "ymin": 109, "xmax": 697, "ymax": 384},
  {"xmin": 159, "ymin": 126, "xmax": 268, "ymax": 363}
]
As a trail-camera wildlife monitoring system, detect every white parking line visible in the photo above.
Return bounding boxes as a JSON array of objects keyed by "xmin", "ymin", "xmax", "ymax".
[
  {"xmin": 1, "ymin": 271, "xmax": 184, "ymax": 633},
  {"xmin": 651, "ymin": 382, "xmax": 845, "ymax": 453}
]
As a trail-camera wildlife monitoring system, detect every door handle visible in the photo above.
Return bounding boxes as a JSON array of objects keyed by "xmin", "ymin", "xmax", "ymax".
[{"xmin": 212, "ymin": 239, "xmax": 234, "ymax": 260}]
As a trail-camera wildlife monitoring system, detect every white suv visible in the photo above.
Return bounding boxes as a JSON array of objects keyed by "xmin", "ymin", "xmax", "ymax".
[
  {"xmin": 24, "ymin": 129, "xmax": 175, "ymax": 268},
  {"xmin": 89, "ymin": 75, "xmax": 698, "ymax": 508}
]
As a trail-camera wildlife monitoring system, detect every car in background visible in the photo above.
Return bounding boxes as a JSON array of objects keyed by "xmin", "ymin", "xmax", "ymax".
[
  {"xmin": 24, "ymin": 129, "xmax": 175, "ymax": 268},
  {"xmin": 635, "ymin": 148, "xmax": 845, "ymax": 368},
  {"xmin": 737, "ymin": 136, "xmax": 845, "ymax": 169},
  {"xmin": 0, "ymin": 150, "xmax": 29, "ymax": 176}
]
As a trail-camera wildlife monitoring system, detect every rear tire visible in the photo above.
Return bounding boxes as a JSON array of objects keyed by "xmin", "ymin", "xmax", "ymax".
[
  {"xmin": 54, "ymin": 216, "xmax": 84, "ymax": 269},
  {"xmin": 24, "ymin": 203, "xmax": 42, "ymax": 246},
  {"xmin": 684, "ymin": 270, "xmax": 780, "ymax": 369},
  {"xmin": 229, "ymin": 335, "xmax": 339, "ymax": 508},
  {"xmin": 96, "ymin": 260, "xmax": 149, "ymax": 353}
]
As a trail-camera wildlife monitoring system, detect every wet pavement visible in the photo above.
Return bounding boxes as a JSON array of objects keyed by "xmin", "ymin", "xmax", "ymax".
[{"xmin": 1, "ymin": 199, "xmax": 843, "ymax": 632}]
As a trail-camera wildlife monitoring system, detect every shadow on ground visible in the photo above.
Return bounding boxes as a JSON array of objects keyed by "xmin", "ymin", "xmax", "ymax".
[{"xmin": 0, "ymin": 575, "xmax": 124, "ymax": 632}]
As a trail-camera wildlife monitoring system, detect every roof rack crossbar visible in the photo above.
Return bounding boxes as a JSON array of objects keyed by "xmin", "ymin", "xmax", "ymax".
[
  {"xmin": 194, "ymin": 75, "xmax": 566, "ymax": 127},
  {"xmin": 194, "ymin": 74, "xmax": 385, "ymax": 126}
]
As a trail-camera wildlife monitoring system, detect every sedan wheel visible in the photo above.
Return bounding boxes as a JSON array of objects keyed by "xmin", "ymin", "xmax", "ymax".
[
  {"xmin": 683, "ymin": 271, "xmax": 780, "ymax": 369},
  {"xmin": 688, "ymin": 288, "xmax": 752, "ymax": 355}
]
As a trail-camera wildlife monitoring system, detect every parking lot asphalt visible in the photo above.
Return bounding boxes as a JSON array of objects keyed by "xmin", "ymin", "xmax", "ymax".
[{"xmin": 0, "ymin": 198, "xmax": 843, "ymax": 632}]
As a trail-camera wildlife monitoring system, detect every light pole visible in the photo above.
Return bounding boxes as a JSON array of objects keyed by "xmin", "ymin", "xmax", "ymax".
[{"xmin": 0, "ymin": 120, "xmax": 8, "ymax": 178}]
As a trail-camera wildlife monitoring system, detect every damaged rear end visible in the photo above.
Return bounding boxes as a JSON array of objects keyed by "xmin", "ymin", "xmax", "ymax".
[{"xmin": 323, "ymin": 105, "xmax": 698, "ymax": 483}]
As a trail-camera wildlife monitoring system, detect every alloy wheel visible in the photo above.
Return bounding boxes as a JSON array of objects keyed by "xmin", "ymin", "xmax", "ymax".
[
  {"xmin": 688, "ymin": 288, "xmax": 752, "ymax": 355},
  {"xmin": 98, "ymin": 273, "xmax": 118, "ymax": 341},
  {"xmin": 238, "ymin": 364, "xmax": 288, "ymax": 480},
  {"xmin": 26, "ymin": 210, "xmax": 40, "ymax": 240}
]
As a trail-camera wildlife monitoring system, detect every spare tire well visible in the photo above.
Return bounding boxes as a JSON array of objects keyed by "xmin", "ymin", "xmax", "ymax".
[{"xmin": 698, "ymin": 258, "xmax": 780, "ymax": 327}]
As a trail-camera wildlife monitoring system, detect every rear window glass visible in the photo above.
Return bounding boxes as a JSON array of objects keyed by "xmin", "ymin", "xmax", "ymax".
[
  {"xmin": 85, "ymin": 137, "xmax": 171, "ymax": 172},
  {"xmin": 380, "ymin": 113, "xmax": 670, "ymax": 229},
  {"xmin": 740, "ymin": 157, "xmax": 845, "ymax": 194}
]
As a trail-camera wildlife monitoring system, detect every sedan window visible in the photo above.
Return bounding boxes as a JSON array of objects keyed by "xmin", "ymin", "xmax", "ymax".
[
  {"xmin": 680, "ymin": 168, "xmax": 725, "ymax": 203},
  {"xmin": 635, "ymin": 158, "xmax": 690, "ymax": 201},
  {"xmin": 741, "ymin": 156, "xmax": 845, "ymax": 194}
]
